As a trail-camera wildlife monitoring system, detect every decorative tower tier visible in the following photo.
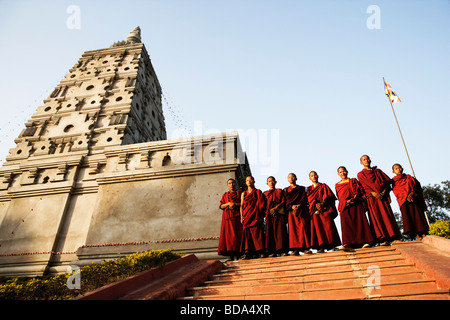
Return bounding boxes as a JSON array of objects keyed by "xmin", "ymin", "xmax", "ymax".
[{"xmin": 6, "ymin": 26, "xmax": 166, "ymax": 163}]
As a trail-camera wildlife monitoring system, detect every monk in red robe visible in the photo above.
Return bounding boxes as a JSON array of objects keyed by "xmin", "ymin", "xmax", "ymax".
[
  {"xmin": 264, "ymin": 176, "xmax": 289, "ymax": 257},
  {"xmin": 335, "ymin": 166, "xmax": 375, "ymax": 249},
  {"xmin": 240, "ymin": 176, "xmax": 266, "ymax": 259},
  {"xmin": 218, "ymin": 178, "xmax": 242, "ymax": 261},
  {"xmin": 307, "ymin": 171, "xmax": 342, "ymax": 252},
  {"xmin": 357, "ymin": 155, "xmax": 401, "ymax": 245},
  {"xmin": 392, "ymin": 164, "xmax": 429, "ymax": 240},
  {"xmin": 283, "ymin": 173, "xmax": 312, "ymax": 255}
]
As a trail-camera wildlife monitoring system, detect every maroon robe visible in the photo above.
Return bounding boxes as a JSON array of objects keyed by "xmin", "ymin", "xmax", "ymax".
[
  {"xmin": 392, "ymin": 174, "xmax": 429, "ymax": 237},
  {"xmin": 307, "ymin": 183, "xmax": 342, "ymax": 250},
  {"xmin": 335, "ymin": 178, "xmax": 375, "ymax": 247},
  {"xmin": 284, "ymin": 185, "xmax": 311, "ymax": 251},
  {"xmin": 264, "ymin": 188, "xmax": 288, "ymax": 254},
  {"xmin": 240, "ymin": 189, "xmax": 266, "ymax": 254},
  {"xmin": 357, "ymin": 167, "xmax": 401, "ymax": 242},
  {"xmin": 218, "ymin": 190, "xmax": 242, "ymax": 256}
]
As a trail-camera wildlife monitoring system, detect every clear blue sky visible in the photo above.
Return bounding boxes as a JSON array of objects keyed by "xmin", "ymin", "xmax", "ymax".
[{"xmin": 1, "ymin": 0, "xmax": 449, "ymax": 218}]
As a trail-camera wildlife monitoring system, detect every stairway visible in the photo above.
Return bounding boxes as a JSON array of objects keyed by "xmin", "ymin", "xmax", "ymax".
[{"xmin": 181, "ymin": 245, "xmax": 450, "ymax": 300}]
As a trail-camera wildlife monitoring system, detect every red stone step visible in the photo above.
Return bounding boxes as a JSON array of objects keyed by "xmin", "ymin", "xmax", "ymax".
[
  {"xmin": 120, "ymin": 259, "xmax": 222, "ymax": 300},
  {"xmin": 206, "ymin": 265, "xmax": 421, "ymax": 287},
  {"xmin": 212, "ymin": 264, "xmax": 352, "ymax": 281},
  {"xmin": 185, "ymin": 280, "xmax": 448, "ymax": 301},
  {"xmin": 372, "ymin": 289, "xmax": 450, "ymax": 300},
  {"xmin": 231, "ymin": 247, "xmax": 398, "ymax": 269},
  {"xmin": 221, "ymin": 249, "xmax": 402, "ymax": 273},
  {"xmin": 183, "ymin": 289, "xmax": 450, "ymax": 300},
  {"xmin": 212, "ymin": 256, "xmax": 407, "ymax": 281},
  {"xmin": 189, "ymin": 269, "xmax": 430, "ymax": 297},
  {"xmin": 363, "ymin": 279, "xmax": 439, "ymax": 296},
  {"xmin": 180, "ymin": 239, "xmax": 450, "ymax": 300}
]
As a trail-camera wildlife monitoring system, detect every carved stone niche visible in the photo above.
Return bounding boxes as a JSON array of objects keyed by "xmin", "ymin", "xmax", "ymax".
[
  {"xmin": 33, "ymin": 140, "xmax": 53, "ymax": 156},
  {"xmin": 171, "ymin": 143, "xmax": 194, "ymax": 166},
  {"xmin": 20, "ymin": 168, "xmax": 39, "ymax": 185},
  {"xmin": 207, "ymin": 141, "xmax": 224, "ymax": 164},
  {"xmin": 88, "ymin": 162, "xmax": 102, "ymax": 175},
  {"xmin": 52, "ymin": 164, "xmax": 69, "ymax": 182},
  {"xmin": 116, "ymin": 153, "xmax": 129, "ymax": 171},
  {"xmin": 136, "ymin": 150, "xmax": 153, "ymax": 169},
  {"xmin": 61, "ymin": 97, "xmax": 81, "ymax": 112},
  {"xmin": 71, "ymin": 135, "xmax": 90, "ymax": 152},
  {"xmin": 6, "ymin": 140, "xmax": 34, "ymax": 160},
  {"xmin": 20, "ymin": 125, "xmax": 38, "ymax": 138},
  {"xmin": 0, "ymin": 172, "xmax": 13, "ymax": 190},
  {"xmin": 161, "ymin": 152, "xmax": 171, "ymax": 167}
]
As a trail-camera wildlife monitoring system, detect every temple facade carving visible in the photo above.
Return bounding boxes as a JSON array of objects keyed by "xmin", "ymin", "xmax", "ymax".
[{"xmin": 0, "ymin": 28, "xmax": 250, "ymax": 277}]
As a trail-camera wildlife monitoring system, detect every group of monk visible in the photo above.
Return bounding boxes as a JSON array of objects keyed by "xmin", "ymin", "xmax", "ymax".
[{"xmin": 218, "ymin": 155, "xmax": 429, "ymax": 261}]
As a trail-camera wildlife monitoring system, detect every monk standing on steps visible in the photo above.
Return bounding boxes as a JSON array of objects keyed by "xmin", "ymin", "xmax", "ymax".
[
  {"xmin": 357, "ymin": 155, "xmax": 401, "ymax": 246},
  {"xmin": 307, "ymin": 171, "xmax": 342, "ymax": 253},
  {"xmin": 218, "ymin": 178, "xmax": 242, "ymax": 261},
  {"xmin": 391, "ymin": 163, "xmax": 429, "ymax": 240},
  {"xmin": 335, "ymin": 166, "xmax": 375, "ymax": 250},
  {"xmin": 264, "ymin": 176, "xmax": 289, "ymax": 257},
  {"xmin": 283, "ymin": 173, "xmax": 312, "ymax": 255},
  {"xmin": 240, "ymin": 176, "xmax": 266, "ymax": 259}
]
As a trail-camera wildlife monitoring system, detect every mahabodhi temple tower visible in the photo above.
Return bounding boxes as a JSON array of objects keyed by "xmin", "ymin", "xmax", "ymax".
[{"xmin": 0, "ymin": 27, "xmax": 251, "ymax": 277}]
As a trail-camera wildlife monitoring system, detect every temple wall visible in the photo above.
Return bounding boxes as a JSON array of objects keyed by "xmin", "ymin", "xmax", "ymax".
[
  {"xmin": 85, "ymin": 171, "xmax": 231, "ymax": 245},
  {"xmin": 0, "ymin": 132, "xmax": 250, "ymax": 277},
  {"xmin": 0, "ymin": 193, "xmax": 70, "ymax": 254}
]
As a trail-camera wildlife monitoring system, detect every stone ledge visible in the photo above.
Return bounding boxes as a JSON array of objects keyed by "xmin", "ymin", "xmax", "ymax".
[
  {"xmin": 393, "ymin": 236, "xmax": 450, "ymax": 290},
  {"xmin": 423, "ymin": 235, "xmax": 450, "ymax": 255},
  {"xmin": 76, "ymin": 238, "xmax": 220, "ymax": 262},
  {"xmin": 0, "ymin": 253, "xmax": 52, "ymax": 278}
]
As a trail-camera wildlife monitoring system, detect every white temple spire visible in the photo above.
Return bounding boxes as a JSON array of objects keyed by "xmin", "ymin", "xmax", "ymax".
[{"xmin": 124, "ymin": 26, "xmax": 141, "ymax": 44}]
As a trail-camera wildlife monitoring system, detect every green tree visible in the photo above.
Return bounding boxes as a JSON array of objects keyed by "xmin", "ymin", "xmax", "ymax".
[
  {"xmin": 422, "ymin": 180, "xmax": 450, "ymax": 224},
  {"xmin": 393, "ymin": 211, "xmax": 409, "ymax": 241}
]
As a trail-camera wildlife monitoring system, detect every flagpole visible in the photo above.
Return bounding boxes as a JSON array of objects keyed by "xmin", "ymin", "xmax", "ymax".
[
  {"xmin": 383, "ymin": 78, "xmax": 430, "ymax": 226},
  {"xmin": 383, "ymin": 77, "xmax": 416, "ymax": 178}
]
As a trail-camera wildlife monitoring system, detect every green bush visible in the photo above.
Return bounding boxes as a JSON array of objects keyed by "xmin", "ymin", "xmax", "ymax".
[
  {"xmin": 0, "ymin": 249, "xmax": 183, "ymax": 300},
  {"xmin": 429, "ymin": 220, "xmax": 450, "ymax": 239}
]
